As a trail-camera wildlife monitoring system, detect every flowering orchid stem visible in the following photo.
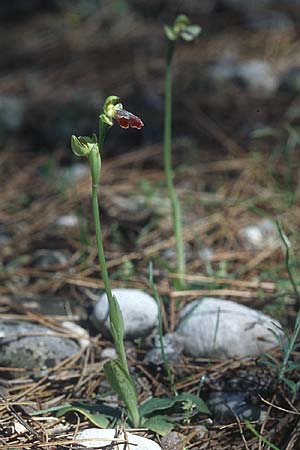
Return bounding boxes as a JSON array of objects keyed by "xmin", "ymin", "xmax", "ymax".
[
  {"xmin": 164, "ymin": 40, "xmax": 186, "ymax": 289},
  {"xmin": 90, "ymin": 133, "xmax": 140, "ymax": 427},
  {"xmin": 71, "ymin": 96, "xmax": 143, "ymax": 428}
]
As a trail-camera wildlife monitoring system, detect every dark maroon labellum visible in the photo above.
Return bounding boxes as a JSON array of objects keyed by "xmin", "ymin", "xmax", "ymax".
[{"xmin": 115, "ymin": 109, "xmax": 144, "ymax": 130}]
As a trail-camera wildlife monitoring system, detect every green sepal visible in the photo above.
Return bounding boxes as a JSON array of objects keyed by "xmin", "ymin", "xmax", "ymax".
[
  {"xmin": 71, "ymin": 134, "xmax": 98, "ymax": 157},
  {"xmin": 88, "ymin": 138, "xmax": 101, "ymax": 185},
  {"xmin": 164, "ymin": 25, "xmax": 177, "ymax": 41},
  {"xmin": 180, "ymin": 25, "xmax": 201, "ymax": 41},
  {"xmin": 99, "ymin": 113, "xmax": 113, "ymax": 127},
  {"xmin": 103, "ymin": 359, "xmax": 140, "ymax": 428},
  {"xmin": 174, "ymin": 14, "xmax": 190, "ymax": 31},
  {"xmin": 103, "ymin": 95, "xmax": 119, "ymax": 109},
  {"xmin": 100, "ymin": 95, "xmax": 123, "ymax": 127}
]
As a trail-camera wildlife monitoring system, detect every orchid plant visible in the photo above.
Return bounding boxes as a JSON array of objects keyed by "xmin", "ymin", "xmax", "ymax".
[
  {"xmin": 70, "ymin": 96, "xmax": 209, "ymax": 434},
  {"xmin": 163, "ymin": 15, "xmax": 201, "ymax": 288},
  {"xmin": 71, "ymin": 96, "xmax": 143, "ymax": 428}
]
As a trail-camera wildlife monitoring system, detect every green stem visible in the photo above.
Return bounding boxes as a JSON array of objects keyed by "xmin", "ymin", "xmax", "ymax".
[
  {"xmin": 90, "ymin": 184, "xmax": 127, "ymax": 371},
  {"xmin": 164, "ymin": 40, "xmax": 185, "ymax": 288},
  {"xmin": 149, "ymin": 262, "xmax": 177, "ymax": 395},
  {"xmin": 90, "ymin": 139, "xmax": 140, "ymax": 427},
  {"xmin": 276, "ymin": 220, "xmax": 300, "ymax": 381}
]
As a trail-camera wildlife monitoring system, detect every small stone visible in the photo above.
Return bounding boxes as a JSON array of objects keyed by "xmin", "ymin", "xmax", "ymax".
[
  {"xmin": 177, "ymin": 298, "xmax": 282, "ymax": 359},
  {"xmin": 0, "ymin": 95, "xmax": 26, "ymax": 136},
  {"xmin": 94, "ymin": 289, "xmax": 159, "ymax": 339},
  {"xmin": 161, "ymin": 431, "xmax": 184, "ymax": 450},
  {"xmin": 33, "ymin": 249, "xmax": 69, "ymax": 268},
  {"xmin": 56, "ymin": 214, "xmax": 79, "ymax": 228},
  {"xmin": 144, "ymin": 333, "xmax": 184, "ymax": 365},
  {"xmin": 207, "ymin": 391, "xmax": 262, "ymax": 424},
  {"xmin": 239, "ymin": 218, "xmax": 279, "ymax": 251},
  {"xmin": 100, "ymin": 347, "xmax": 118, "ymax": 360},
  {"xmin": 0, "ymin": 225, "xmax": 11, "ymax": 246},
  {"xmin": 75, "ymin": 428, "xmax": 161, "ymax": 449},
  {"xmin": 200, "ymin": 247, "xmax": 214, "ymax": 262},
  {"xmin": 0, "ymin": 321, "xmax": 80, "ymax": 376},
  {"xmin": 60, "ymin": 163, "xmax": 87, "ymax": 180}
]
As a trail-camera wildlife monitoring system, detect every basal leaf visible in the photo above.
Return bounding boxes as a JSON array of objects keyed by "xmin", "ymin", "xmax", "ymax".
[
  {"xmin": 56, "ymin": 406, "xmax": 110, "ymax": 428},
  {"xmin": 143, "ymin": 415, "xmax": 174, "ymax": 436},
  {"xmin": 139, "ymin": 397, "xmax": 177, "ymax": 417},
  {"xmin": 103, "ymin": 359, "xmax": 140, "ymax": 427}
]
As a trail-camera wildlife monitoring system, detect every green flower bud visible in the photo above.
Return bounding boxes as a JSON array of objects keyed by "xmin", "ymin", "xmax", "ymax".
[
  {"xmin": 165, "ymin": 14, "xmax": 201, "ymax": 42},
  {"xmin": 71, "ymin": 134, "xmax": 98, "ymax": 157},
  {"xmin": 89, "ymin": 144, "xmax": 101, "ymax": 186}
]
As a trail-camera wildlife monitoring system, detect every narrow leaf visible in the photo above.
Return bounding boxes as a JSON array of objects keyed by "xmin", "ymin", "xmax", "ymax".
[
  {"xmin": 104, "ymin": 359, "xmax": 140, "ymax": 427},
  {"xmin": 143, "ymin": 415, "xmax": 174, "ymax": 436},
  {"xmin": 56, "ymin": 406, "xmax": 110, "ymax": 428},
  {"xmin": 139, "ymin": 397, "xmax": 177, "ymax": 417}
]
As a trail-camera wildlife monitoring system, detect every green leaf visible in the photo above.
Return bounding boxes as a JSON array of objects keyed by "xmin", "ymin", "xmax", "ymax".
[
  {"xmin": 139, "ymin": 394, "xmax": 210, "ymax": 418},
  {"xmin": 244, "ymin": 420, "xmax": 281, "ymax": 450},
  {"xmin": 56, "ymin": 406, "xmax": 110, "ymax": 428},
  {"xmin": 174, "ymin": 14, "xmax": 190, "ymax": 28},
  {"xmin": 31, "ymin": 403, "xmax": 72, "ymax": 415},
  {"xmin": 143, "ymin": 415, "xmax": 174, "ymax": 436},
  {"xmin": 109, "ymin": 294, "xmax": 125, "ymax": 346},
  {"xmin": 103, "ymin": 359, "xmax": 140, "ymax": 428},
  {"xmin": 139, "ymin": 397, "xmax": 177, "ymax": 417},
  {"xmin": 283, "ymin": 378, "xmax": 300, "ymax": 394}
]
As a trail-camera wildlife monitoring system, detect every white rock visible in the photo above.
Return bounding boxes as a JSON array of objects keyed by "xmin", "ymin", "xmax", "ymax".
[
  {"xmin": 209, "ymin": 59, "xmax": 277, "ymax": 95},
  {"xmin": 239, "ymin": 218, "xmax": 279, "ymax": 251},
  {"xmin": 61, "ymin": 163, "xmax": 88, "ymax": 180},
  {"xmin": 75, "ymin": 428, "xmax": 161, "ymax": 449},
  {"xmin": 62, "ymin": 321, "xmax": 90, "ymax": 349},
  {"xmin": 144, "ymin": 333, "xmax": 184, "ymax": 365},
  {"xmin": 94, "ymin": 289, "xmax": 158, "ymax": 339},
  {"xmin": 100, "ymin": 347, "xmax": 118, "ymax": 360},
  {"xmin": 235, "ymin": 60, "xmax": 278, "ymax": 94},
  {"xmin": 177, "ymin": 297, "xmax": 282, "ymax": 359},
  {"xmin": 56, "ymin": 214, "xmax": 79, "ymax": 227}
]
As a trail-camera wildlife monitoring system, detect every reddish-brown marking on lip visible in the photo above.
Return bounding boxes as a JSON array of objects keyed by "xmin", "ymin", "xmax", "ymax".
[{"xmin": 115, "ymin": 109, "xmax": 144, "ymax": 130}]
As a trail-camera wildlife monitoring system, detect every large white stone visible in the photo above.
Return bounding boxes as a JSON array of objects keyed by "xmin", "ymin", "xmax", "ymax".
[
  {"xmin": 177, "ymin": 298, "xmax": 282, "ymax": 359},
  {"xmin": 209, "ymin": 59, "xmax": 277, "ymax": 96},
  {"xmin": 94, "ymin": 289, "xmax": 158, "ymax": 339},
  {"xmin": 75, "ymin": 428, "xmax": 161, "ymax": 449}
]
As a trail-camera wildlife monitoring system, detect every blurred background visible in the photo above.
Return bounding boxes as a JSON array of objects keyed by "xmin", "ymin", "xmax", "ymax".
[{"xmin": 1, "ymin": 0, "xmax": 300, "ymax": 161}]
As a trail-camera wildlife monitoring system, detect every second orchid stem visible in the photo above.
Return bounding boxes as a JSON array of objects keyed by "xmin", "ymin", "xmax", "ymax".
[{"xmin": 164, "ymin": 40, "xmax": 185, "ymax": 288}]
